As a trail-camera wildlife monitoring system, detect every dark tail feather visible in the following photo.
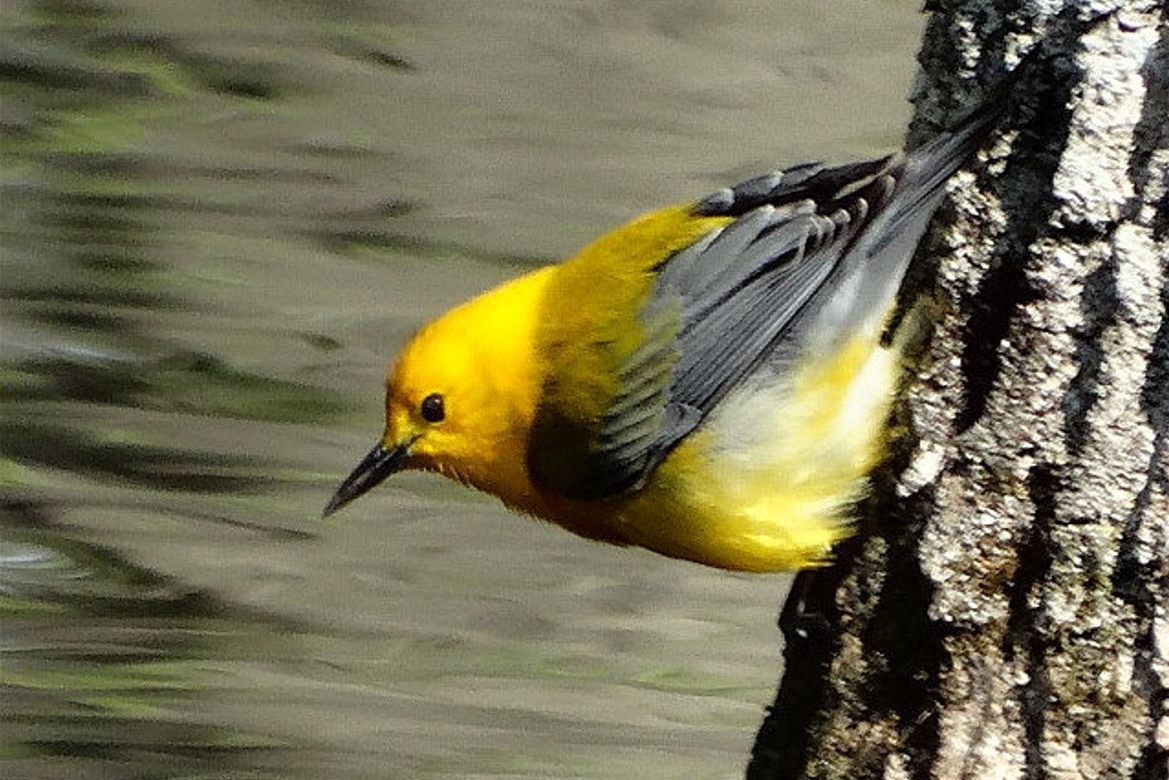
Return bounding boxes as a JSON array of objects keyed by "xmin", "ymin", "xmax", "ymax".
[
  {"xmin": 819, "ymin": 87, "xmax": 1008, "ymax": 341},
  {"xmin": 876, "ymin": 92, "xmax": 1008, "ymax": 254}
]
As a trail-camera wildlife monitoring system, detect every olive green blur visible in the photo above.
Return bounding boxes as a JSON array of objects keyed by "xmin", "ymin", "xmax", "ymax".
[{"xmin": 1, "ymin": 1, "xmax": 925, "ymax": 777}]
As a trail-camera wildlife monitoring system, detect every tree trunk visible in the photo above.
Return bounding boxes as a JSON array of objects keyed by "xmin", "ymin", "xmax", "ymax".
[{"xmin": 748, "ymin": 3, "xmax": 1168, "ymax": 779}]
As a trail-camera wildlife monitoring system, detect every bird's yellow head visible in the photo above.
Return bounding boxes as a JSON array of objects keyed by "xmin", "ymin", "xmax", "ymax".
[{"xmin": 323, "ymin": 267, "xmax": 554, "ymax": 518}]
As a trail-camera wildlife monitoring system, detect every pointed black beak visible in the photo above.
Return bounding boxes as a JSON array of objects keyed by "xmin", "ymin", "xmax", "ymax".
[{"xmin": 323, "ymin": 441, "xmax": 411, "ymax": 518}]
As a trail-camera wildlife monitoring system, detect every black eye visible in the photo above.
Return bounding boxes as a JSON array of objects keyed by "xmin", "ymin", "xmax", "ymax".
[{"xmin": 420, "ymin": 393, "xmax": 445, "ymax": 423}]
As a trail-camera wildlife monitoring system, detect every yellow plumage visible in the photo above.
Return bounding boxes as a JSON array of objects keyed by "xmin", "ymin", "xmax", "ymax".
[{"xmin": 324, "ymin": 107, "xmax": 998, "ymax": 572}]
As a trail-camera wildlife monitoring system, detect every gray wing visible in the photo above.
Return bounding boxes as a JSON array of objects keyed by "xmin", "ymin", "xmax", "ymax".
[{"xmin": 557, "ymin": 107, "xmax": 1000, "ymax": 500}]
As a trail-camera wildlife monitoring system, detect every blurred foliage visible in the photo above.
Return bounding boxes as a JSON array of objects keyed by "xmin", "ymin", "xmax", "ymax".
[
  {"xmin": 0, "ymin": 5, "xmax": 369, "ymax": 763},
  {"xmin": 0, "ymin": 499, "xmax": 296, "ymax": 773},
  {"xmin": 0, "ymin": 0, "xmax": 376, "ymax": 496},
  {"xmin": 2, "ymin": 350, "xmax": 349, "ymax": 422},
  {"xmin": 0, "ymin": 420, "xmax": 271, "ymax": 494}
]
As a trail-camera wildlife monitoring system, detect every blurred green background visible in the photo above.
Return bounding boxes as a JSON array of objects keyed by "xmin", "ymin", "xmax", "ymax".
[{"xmin": 0, "ymin": 1, "xmax": 923, "ymax": 777}]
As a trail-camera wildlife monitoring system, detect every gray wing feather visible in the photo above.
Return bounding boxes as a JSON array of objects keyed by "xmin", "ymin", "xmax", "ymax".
[{"xmin": 566, "ymin": 103, "xmax": 1002, "ymax": 500}]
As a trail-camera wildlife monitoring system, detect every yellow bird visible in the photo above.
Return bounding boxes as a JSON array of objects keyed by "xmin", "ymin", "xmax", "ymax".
[{"xmin": 324, "ymin": 105, "xmax": 999, "ymax": 572}]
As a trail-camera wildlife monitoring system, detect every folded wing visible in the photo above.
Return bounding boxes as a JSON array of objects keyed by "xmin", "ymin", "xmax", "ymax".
[{"xmin": 531, "ymin": 104, "xmax": 1000, "ymax": 500}]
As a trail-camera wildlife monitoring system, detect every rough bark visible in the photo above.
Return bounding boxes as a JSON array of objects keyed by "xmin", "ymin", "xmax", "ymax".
[{"xmin": 748, "ymin": 3, "xmax": 1168, "ymax": 779}]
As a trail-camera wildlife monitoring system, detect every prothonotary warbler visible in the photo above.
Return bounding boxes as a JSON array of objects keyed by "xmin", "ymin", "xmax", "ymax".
[{"xmin": 324, "ymin": 102, "xmax": 1001, "ymax": 572}]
